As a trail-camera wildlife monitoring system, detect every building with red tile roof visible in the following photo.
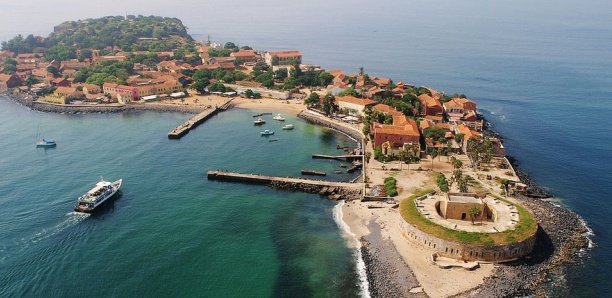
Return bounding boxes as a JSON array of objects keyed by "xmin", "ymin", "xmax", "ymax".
[
  {"xmin": 264, "ymin": 50, "xmax": 302, "ymax": 66},
  {"xmin": 230, "ymin": 49, "xmax": 260, "ymax": 63},
  {"xmin": 0, "ymin": 73, "xmax": 21, "ymax": 91},
  {"xmin": 373, "ymin": 103, "xmax": 404, "ymax": 116},
  {"xmin": 418, "ymin": 93, "xmax": 444, "ymax": 116},
  {"xmin": 103, "ymin": 83, "xmax": 138, "ymax": 102},
  {"xmin": 371, "ymin": 115, "xmax": 421, "ymax": 154}
]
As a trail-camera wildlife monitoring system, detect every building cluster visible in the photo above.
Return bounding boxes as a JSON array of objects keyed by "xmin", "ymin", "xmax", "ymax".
[
  {"xmin": 0, "ymin": 41, "xmax": 309, "ymax": 103},
  {"xmin": 0, "ymin": 48, "xmax": 191, "ymax": 104},
  {"xmin": 320, "ymin": 70, "xmax": 503, "ymax": 158}
]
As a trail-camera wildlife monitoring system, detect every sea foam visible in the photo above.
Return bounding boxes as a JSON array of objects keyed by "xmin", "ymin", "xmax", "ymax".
[{"xmin": 333, "ymin": 201, "xmax": 371, "ymax": 298}]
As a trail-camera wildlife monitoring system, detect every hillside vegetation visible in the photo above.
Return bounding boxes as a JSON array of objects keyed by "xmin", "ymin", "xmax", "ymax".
[{"xmin": 1, "ymin": 15, "xmax": 194, "ymax": 54}]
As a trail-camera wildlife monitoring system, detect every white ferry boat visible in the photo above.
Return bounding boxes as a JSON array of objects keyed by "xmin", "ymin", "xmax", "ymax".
[{"xmin": 74, "ymin": 178, "xmax": 122, "ymax": 213}]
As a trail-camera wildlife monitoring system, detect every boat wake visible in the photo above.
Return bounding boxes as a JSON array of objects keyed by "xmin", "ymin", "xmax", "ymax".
[
  {"xmin": 21, "ymin": 212, "xmax": 90, "ymax": 248},
  {"xmin": 333, "ymin": 201, "xmax": 370, "ymax": 298}
]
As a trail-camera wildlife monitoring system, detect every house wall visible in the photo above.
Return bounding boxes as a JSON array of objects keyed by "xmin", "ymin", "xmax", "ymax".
[
  {"xmin": 338, "ymin": 101, "xmax": 367, "ymax": 116},
  {"xmin": 442, "ymin": 201, "xmax": 485, "ymax": 221}
]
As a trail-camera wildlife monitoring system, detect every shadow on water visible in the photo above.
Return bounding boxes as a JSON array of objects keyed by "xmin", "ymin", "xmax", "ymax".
[
  {"xmin": 270, "ymin": 205, "xmax": 313, "ymax": 298},
  {"xmin": 270, "ymin": 198, "xmax": 360, "ymax": 298},
  {"xmin": 502, "ymin": 226, "xmax": 554, "ymax": 267},
  {"xmin": 318, "ymin": 129, "xmax": 335, "ymax": 145}
]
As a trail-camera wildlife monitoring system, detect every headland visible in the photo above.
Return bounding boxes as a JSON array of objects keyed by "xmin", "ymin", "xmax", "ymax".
[{"xmin": 0, "ymin": 15, "xmax": 592, "ymax": 297}]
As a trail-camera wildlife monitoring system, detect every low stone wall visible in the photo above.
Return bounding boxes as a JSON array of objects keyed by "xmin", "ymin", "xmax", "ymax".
[
  {"xmin": 1, "ymin": 92, "xmax": 204, "ymax": 114},
  {"xmin": 298, "ymin": 110, "xmax": 364, "ymax": 142}
]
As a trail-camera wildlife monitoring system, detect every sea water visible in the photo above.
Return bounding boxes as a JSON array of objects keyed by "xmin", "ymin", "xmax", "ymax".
[{"xmin": 0, "ymin": 100, "xmax": 363, "ymax": 296}]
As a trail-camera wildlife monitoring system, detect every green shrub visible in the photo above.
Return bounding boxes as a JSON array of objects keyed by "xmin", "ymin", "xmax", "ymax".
[
  {"xmin": 436, "ymin": 173, "xmax": 449, "ymax": 192},
  {"xmin": 384, "ymin": 177, "xmax": 398, "ymax": 197}
]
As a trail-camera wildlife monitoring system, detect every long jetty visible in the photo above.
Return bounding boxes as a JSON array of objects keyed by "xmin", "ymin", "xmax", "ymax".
[
  {"xmin": 207, "ymin": 170, "xmax": 363, "ymax": 200},
  {"xmin": 168, "ymin": 99, "xmax": 233, "ymax": 139},
  {"xmin": 312, "ymin": 154, "xmax": 363, "ymax": 161}
]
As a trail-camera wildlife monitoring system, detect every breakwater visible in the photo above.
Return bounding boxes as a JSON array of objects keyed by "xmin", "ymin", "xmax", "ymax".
[
  {"xmin": 168, "ymin": 99, "xmax": 233, "ymax": 139},
  {"xmin": 298, "ymin": 109, "xmax": 364, "ymax": 142},
  {"xmin": 207, "ymin": 170, "xmax": 363, "ymax": 200}
]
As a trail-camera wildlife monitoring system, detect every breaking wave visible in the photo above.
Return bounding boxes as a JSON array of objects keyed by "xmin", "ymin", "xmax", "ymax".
[{"xmin": 333, "ymin": 201, "xmax": 370, "ymax": 298}]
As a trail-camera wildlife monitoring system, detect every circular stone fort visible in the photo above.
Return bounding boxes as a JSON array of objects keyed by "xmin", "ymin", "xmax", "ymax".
[{"xmin": 400, "ymin": 191, "xmax": 538, "ymax": 263}]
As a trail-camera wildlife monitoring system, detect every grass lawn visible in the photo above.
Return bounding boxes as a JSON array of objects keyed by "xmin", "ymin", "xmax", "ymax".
[{"xmin": 399, "ymin": 189, "xmax": 537, "ymax": 246}]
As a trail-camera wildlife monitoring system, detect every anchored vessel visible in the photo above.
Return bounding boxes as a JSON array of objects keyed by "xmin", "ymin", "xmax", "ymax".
[
  {"xmin": 36, "ymin": 138, "xmax": 56, "ymax": 147},
  {"xmin": 254, "ymin": 117, "xmax": 266, "ymax": 125},
  {"xmin": 74, "ymin": 178, "xmax": 122, "ymax": 213},
  {"xmin": 282, "ymin": 124, "xmax": 294, "ymax": 130},
  {"xmin": 260, "ymin": 130, "xmax": 275, "ymax": 136},
  {"xmin": 273, "ymin": 113, "xmax": 286, "ymax": 121}
]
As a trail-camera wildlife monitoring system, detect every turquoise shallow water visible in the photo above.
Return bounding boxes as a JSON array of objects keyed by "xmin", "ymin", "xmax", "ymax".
[{"xmin": 0, "ymin": 99, "xmax": 361, "ymax": 296}]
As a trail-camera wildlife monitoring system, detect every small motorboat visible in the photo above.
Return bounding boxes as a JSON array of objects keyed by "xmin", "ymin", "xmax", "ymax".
[
  {"xmin": 282, "ymin": 124, "xmax": 294, "ymax": 130},
  {"xmin": 36, "ymin": 138, "xmax": 56, "ymax": 147},
  {"xmin": 254, "ymin": 117, "xmax": 266, "ymax": 125},
  {"xmin": 273, "ymin": 113, "xmax": 285, "ymax": 121},
  {"xmin": 260, "ymin": 130, "xmax": 275, "ymax": 136}
]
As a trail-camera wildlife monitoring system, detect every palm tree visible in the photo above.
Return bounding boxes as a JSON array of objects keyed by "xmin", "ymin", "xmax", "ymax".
[
  {"xmin": 468, "ymin": 207, "xmax": 481, "ymax": 225},
  {"xmin": 429, "ymin": 148, "xmax": 438, "ymax": 171}
]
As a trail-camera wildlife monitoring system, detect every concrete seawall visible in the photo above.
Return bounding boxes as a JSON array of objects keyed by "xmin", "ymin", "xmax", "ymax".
[
  {"xmin": 298, "ymin": 109, "xmax": 367, "ymax": 194},
  {"xmin": 2, "ymin": 92, "xmax": 207, "ymax": 114}
]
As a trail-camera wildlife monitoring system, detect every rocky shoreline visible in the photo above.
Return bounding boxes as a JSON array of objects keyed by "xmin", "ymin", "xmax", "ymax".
[
  {"xmin": 460, "ymin": 117, "xmax": 593, "ymax": 297},
  {"xmin": 360, "ymin": 222, "xmax": 426, "ymax": 298},
  {"xmin": 458, "ymin": 193, "xmax": 591, "ymax": 297},
  {"xmin": 269, "ymin": 181, "xmax": 362, "ymax": 201}
]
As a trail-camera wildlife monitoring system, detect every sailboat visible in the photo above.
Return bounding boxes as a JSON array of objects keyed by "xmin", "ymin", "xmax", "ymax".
[{"xmin": 36, "ymin": 125, "xmax": 56, "ymax": 147}]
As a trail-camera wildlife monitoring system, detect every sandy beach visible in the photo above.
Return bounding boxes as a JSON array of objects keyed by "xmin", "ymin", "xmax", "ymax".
[{"xmin": 147, "ymin": 94, "xmax": 307, "ymax": 116}]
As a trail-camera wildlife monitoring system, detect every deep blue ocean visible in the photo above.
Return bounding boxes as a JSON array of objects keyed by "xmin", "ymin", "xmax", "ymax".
[{"xmin": 1, "ymin": 0, "xmax": 612, "ymax": 295}]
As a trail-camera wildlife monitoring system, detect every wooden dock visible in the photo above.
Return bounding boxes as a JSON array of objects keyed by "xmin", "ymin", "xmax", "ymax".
[
  {"xmin": 168, "ymin": 99, "xmax": 233, "ymax": 139},
  {"xmin": 207, "ymin": 170, "xmax": 362, "ymax": 190},
  {"xmin": 311, "ymin": 154, "xmax": 363, "ymax": 161}
]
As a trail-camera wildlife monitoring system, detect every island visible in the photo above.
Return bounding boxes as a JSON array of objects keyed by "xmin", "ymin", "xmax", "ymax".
[{"xmin": 0, "ymin": 15, "xmax": 591, "ymax": 297}]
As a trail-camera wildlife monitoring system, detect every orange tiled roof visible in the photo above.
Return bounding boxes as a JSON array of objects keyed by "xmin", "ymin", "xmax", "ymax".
[
  {"xmin": 373, "ymin": 116, "xmax": 420, "ymax": 137},
  {"xmin": 328, "ymin": 69, "xmax": 344, "ymax": 77},
  {"xmin": 456, "ymin": 123, "xmax": 479, "ymax": 141},
  {"xmin": 230, "ymin": 49, "xmax": 257, "ymax": 58},
  {"xmin": 373, "ymin": 104, "xmax": 403, "ymax": 116},
  {"xmin": 335, "ymin": 96, "xmax": 376, "ymax": 106},
  {"xmin": 418, "ymin": 94, "xmax": 442, "ymax": 108},
  {"xmin": 268, "ymin": 50, "xmax": 301, "ymax": 58}
]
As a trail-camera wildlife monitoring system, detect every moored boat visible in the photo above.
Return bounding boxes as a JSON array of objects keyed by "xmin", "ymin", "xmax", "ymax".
[
  {"xmin": 260, "ymin": 130, "xmax": 275, "ymax": 136},
  {"xmin": 282, "ymin": 124, "xmax": 294, "ymax": 130},
  {"xmin": 273, "ymin": 113, "xmax": 285, "ymax": 121},
  {"xmin": 74, "ymin": 178, "xmax": 122, "ymax": 213},
  {"xmin": 301, "ymin": 170, "xmax": 326, "ymax": 176},
  {"xmin": 254, "ymin": 117, "xmax": 266, "ymax": 125},
  {"xmin": 36, "ymin": 138, "xmax": 56, "ymax": 147}
]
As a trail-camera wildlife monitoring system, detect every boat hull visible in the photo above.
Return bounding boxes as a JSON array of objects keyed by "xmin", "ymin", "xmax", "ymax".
[{"xmin": 74, "ymin": 179, "xmax": 122, "ymax": 213}]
